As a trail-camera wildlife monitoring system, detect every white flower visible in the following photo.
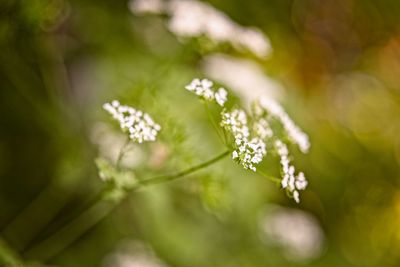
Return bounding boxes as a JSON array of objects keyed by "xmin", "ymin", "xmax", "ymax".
[
  {"xmin": 185, "ymin": 78, "xmax": 229, "ymax": 106},
  {"xmin": 203, "ymin": 54, "xmax": 282, "ymax": 106},
  {"xmin": 232, "ymin": 28, "xmax": 271, "ymax": 58},
  {"xmin": 260, "ymin": 98, "xmax": 310, "ymax": 153},
  {"xmin": 232, "ymin": 150, "xmax": 239, "ymax": 159},
  {"xmin": 295, "ymin": 172, "xmax": 308, "ymax": 190},
  {"xmin": 185, "ymin": 78, "xmax": 214, "ymax": 101},
  {"xmin": 221, "ymin": 109, "xmax": 267, "ymax": 172},
  {"xmin": 293, "ymin": 190, "xmax": 300, "ymax": 204},
  {"xmin": 275, "ymin": 140, "xmax": 308, "ymax": 203},
  {"xmin": 232, "ymin": 137, "xmax": 266, "ymax": 172},
  {"xmin": 261, "ymin": 207, "xmax": 324, "ymax": 261},
  {"xmin": 130, "ymin": 0, "xmax": 271, "ymax": 58},
  {"xmin": 220, "ymin": 108, "xmax": 249, "ymax": 139},
  {"xmin": 215, "ymin": 88, "xmax": 227, "ymax": 106},
  {"xmin": 185, "ymin": 76, "xmax": 310, "ymax": 202},
  {"xmin": 253, "ymin": 118, "xmax": 273, "ymax": 139},
  {"xmin": 103, "ymin": 101, "xmax": 161, "ymax": 143},
  {"xmin": 167, "ymin": 0, "xmax": 271, "ymax": 58}
]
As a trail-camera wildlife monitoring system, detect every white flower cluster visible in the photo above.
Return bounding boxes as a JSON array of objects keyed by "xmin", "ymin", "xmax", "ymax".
[
  {"xmin": 103, "ymin": 100, "xmax": 161, "ymax": 143},
  {"xmin": 185, "ymin": 78, "xmax": 227, "ymax": 106},
  {"xmin": 220, "ymin": 109, "xmax": 249, "ymax": 139},
  {"xmin": 184, "ymin": 77, "xmax": 310, "ymax": 202},
  {"xmin": 129, "ymin": 0, "xmax": 271, "ymax": 58},
  {"xmin": 253, "ymin": 118, "xmax": 273, "ymax": 139},
  {"xmin": 260, "ymin": 97, "xmax": 310, "ymax": 153},
  {"xmin": 221, "ymin": 109, "xmax": 267, "ymax": 172},
  {"xmin": 275, "ymin": 140, "xmax": 308, "ymax": 203}
]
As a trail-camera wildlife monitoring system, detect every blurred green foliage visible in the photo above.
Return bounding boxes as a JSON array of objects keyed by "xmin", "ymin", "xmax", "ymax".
[{"xmin": 1, "ymin": 0, "xmax": 400, "ymax": 266}]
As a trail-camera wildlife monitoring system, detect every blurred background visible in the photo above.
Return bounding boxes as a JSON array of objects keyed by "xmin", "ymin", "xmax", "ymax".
[{"xmin": 1, "ymin": 0, "xmax": 400, "ymax": 266}]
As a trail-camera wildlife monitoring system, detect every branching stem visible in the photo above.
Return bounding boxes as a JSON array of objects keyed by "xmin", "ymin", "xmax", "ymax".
[{"xmin": 24, "ymin": 150, "xmax": 230, "ymax": 262}]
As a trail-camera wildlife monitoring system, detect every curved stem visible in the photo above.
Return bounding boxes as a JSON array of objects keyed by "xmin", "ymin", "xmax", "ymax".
[
  {"xmin": 24, "ymin": 150, "xmax": 230, "ymax": 262},
  {"xmin": 256, "ymin": 169, "xmax": 282, "ymax": 184},
  {"xmin": 137, "ymin": 150, "xmax": 230, "ymax": 186}
]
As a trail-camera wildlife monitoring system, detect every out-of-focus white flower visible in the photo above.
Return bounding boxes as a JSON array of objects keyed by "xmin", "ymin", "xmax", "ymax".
[
  {"xmin": 253, "ymin": 118, "xmax": 273, "ymax": 139},
  {"xmin": 221, "ymin": 109, "xmax": 267, "ymax": 172},
  {"xmin": 275, "ymin": 140, "xmax": 308, "ymax": 203},
  {"xmin": 103, "ymin": 100, "xmax": 161, "ymax": 143},
  {"xmin": 102, "ymin": 240, "xmax": 167, "ymax": 267},
  {"xmin": 167, "ymin": 0, "xmax": 235, "ymax": 40},
  {"xmin": 215, "ymin": 87, "xmax": 228, "ymax": 107},
  {"xmin": 185, "ymin": 78, "xmax": 229, "ymax": 106},
  {"xmin": 129, "ymin": 0, "xmax": 166, "ymax": 15},
  {"xmin": 260, "ymin": 206, "xmax": 324, "ymax": 261},
  {"xmin": 167, "ymin": 0, "xmax": 271, "ymax": 57},
  {"xmin": 260, "ymin": 97, "xmax": 310, "ymax": 153},
  {"xmin": 233, "ymin": 28, "xmax": 272, "ymax": 58},
  {"xmin": 203, "ymin": 54, "xmax": 282, "ymax": 105},
  {"xmin": 129, "ymin": 0, "xmax": 272, "ymax": 58}
]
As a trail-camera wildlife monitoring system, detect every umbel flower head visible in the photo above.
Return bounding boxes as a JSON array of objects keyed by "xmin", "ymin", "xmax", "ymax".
[
  {"xmin": 185, "ymin": 78, "xmax": 310, "ymax": 203},
  {"xmin": 103, "ymin": 100, "xmax": 161, "ymax": 143},
  {"xmin": 259, "ymin": 98, "xmax": 310, "ymax": 153},
  {"xmin": 220, "ymin": 109, "xmax": 266, "ymax": 172},
  {"xmin": 185, "ymin": 78, "xmax": 228, "ymax": 106},
  {"xmin": 275, "ymin": 140, "xmax": 308, "ymax": 203}
]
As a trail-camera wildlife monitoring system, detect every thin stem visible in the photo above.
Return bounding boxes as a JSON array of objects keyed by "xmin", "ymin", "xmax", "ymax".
[
  {"xmin": 256, "ymin": 169, "xmax": 282, "ymax": 185},
  {"xmin": 115, "ymin": 137, "xmax": 131, "ymax": 169},
  {"xmin": 203, "ymin": 103, "xmax": 225, "ymax": 145},
  {"xmin": 137, "ymin": 150, "xmax": 230, "ymax": 186},
  {"xmin": 24, "ymin": 150, "xmax": 230, "ymax": 262}
]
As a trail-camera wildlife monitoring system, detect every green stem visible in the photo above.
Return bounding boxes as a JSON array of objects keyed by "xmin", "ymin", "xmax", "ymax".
[
  {"xmin": 137, "ymin": 150, "xmax": 230, "ymax": 186},
  {"xmin": 0, "ymin": 238, "xmax": 25, "ymax": 267},
  {"xmin": 24, "ymin": 150, "xmax": 230, "ymax": 262},
  {"xmin": 115, "ymin": 137, "xmax": 131, "ymax": 170},
  {"xmin": 203, "ymin": 103, "xmax": 225, "ymax": 145},
  {"xmin": 256, "ymin": 169, "xmax": 282, "ymax": 185}
]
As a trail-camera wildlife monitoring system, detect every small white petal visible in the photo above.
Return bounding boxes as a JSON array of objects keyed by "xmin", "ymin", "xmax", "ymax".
[
  {"xmin": 293, "ymin": 190, "xmax": 300, "ymax": 203},
  {"xmin": 232, "ymin": 151, "xmax": 239, "ymax": 159}
]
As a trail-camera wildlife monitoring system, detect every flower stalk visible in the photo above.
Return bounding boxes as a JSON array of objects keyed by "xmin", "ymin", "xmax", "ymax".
[{"xmin": 24, "ymin": 150, "xmax": 230, "ymax": 261}]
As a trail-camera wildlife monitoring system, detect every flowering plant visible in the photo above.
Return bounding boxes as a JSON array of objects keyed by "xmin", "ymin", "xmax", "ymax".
[
  {"xmin": 4, "ymin": 2, "xmax": 314, "ymax": 265},
  {"xmin": 93, "ymin": 77, "xmax": 309, "ymax": 208},
  {"xmin": 184, "ymin": 78, "xmax": 310, "ymax": 203}
]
